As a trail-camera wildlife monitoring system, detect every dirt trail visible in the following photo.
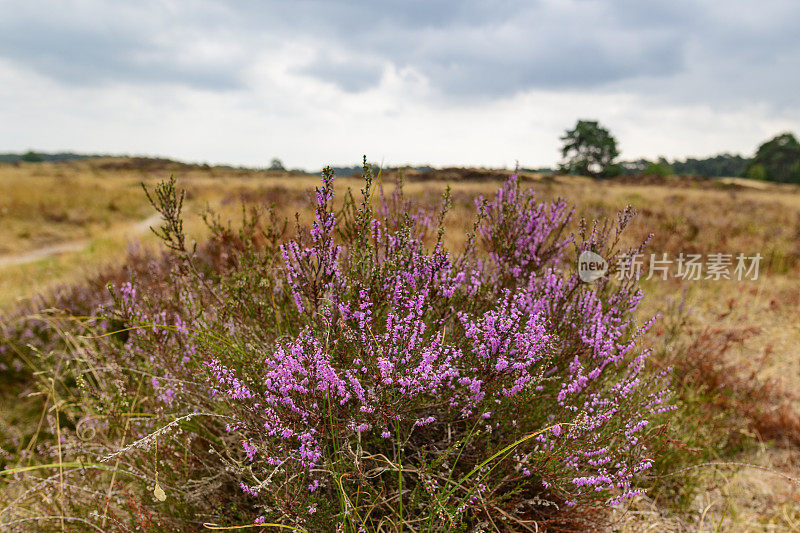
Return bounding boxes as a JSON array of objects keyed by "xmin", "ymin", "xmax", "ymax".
[
  {"xmin": 0, "ymin": 212, "xmax": 163, "ymax": 268},
  {"xmin": 131, "ymin": 212, "xmax": 164, "ymax": 235}
]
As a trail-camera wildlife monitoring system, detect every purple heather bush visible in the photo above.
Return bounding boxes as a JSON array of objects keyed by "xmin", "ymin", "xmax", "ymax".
[{"xmin": 0, "ymin": 162, "xmax": 672, "ymax": 531}]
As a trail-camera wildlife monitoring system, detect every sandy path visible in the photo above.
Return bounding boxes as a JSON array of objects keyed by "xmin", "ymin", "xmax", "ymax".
[{"xmin": 0, "ymin": 212, "xmax": 163, "ymax": 268}]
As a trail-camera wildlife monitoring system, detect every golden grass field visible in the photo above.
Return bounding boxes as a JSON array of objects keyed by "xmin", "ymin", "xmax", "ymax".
[{"xmin": 1, "ymin": 158, "xmax": 800, "ymax": 530}]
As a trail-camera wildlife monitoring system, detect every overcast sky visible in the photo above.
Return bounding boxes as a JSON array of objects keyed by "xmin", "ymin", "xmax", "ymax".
[{"xmin": 1, "ymin": 0, "xmax": 798, "ymax": 169}]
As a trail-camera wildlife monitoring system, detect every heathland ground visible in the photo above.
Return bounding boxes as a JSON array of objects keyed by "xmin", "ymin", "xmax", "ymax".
[{"xmin": 1, "ymin": 158, "xmax": 799, "ymax": 530}]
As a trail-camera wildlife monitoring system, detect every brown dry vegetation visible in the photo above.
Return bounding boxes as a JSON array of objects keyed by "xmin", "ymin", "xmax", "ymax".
[{"xmin": 1, "ymin": 159, "xmax": 800, "ymax": 530}]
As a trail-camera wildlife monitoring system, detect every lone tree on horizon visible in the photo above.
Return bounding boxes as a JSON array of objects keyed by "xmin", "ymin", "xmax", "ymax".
[
  {"xmin": 559, "ymin": 120, "xmax": 620, "ymax": 178},
  {"xmin": 269, "ymin": 157, "xmax": 286, "ymax": 171}
]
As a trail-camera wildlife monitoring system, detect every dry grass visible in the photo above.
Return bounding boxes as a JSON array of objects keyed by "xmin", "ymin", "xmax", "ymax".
[{"xmin": 0, "ymin": 159, "xmax": 364, "ymax": 308}]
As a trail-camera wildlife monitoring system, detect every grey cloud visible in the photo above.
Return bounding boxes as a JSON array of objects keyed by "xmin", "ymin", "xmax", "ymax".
[
  {"xmin": 610, "ymin": 0, "xmax": 800, "ymax": 111},
  {"xmin": 294, "ymin": 54, "xmax": 384, "ymax": 93},
  {"xmin": 228, "ymin": 0, "xmax": 694, "ymax": 96},
  {"xmin": 0, "ymin": 27, "xmax": 242, "ymax": 89},
  {"xmin": 0, "ymin": 0, "xmax": 798, "ymax": 109},
  {"xmin": 0, "ymin": 2, "xmax": 246, "ymax": 90}
]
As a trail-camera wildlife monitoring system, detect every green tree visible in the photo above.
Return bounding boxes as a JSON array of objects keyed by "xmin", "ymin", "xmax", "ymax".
[
  {"xmin": 672, "ymin": 153, "xmax": 749, "ymax": 177},
  {"xmin": 269, "ymin": 157, "xmax": 286, "ymax": 171},
  {"xmin": 559, "ymin": 120, "xmax": 619, "ymax": 178},
  {"xmin": 746, "ymin": 163, "xmax": 766, "ymax": 181},
  {"xmin": 20, "ymin": 150, "xmax": 44, "ymax": 162},
  {"xmin": 747, "ymin": 132, "xmax": 800, "ymax": 183},
  {"xmin": 644, "ymin": 157, "xmax": 672, "ymax": 177}
]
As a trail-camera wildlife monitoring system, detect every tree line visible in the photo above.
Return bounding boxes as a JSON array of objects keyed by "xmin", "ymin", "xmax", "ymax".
[
  {"xmin": 559, "ymin": 120, "xmax": 800, "ymax": 183},
  {"xmin": 0, "ymin": 151, "xmax": 100, "ymax": 163},
  {"xmin": 6, "ymin": 124, "xmax": 800, "ymax": 183}
]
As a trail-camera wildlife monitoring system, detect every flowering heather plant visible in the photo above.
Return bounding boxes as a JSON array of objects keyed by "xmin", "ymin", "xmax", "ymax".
[{"xmin": 0, "ymin": 163, "xmax": 672, "ymax": 531}]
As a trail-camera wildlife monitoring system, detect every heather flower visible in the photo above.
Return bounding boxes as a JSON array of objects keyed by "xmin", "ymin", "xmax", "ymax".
[{"xmin": 33, "ymin": 166, "xmax": 673, "ymax": 530}]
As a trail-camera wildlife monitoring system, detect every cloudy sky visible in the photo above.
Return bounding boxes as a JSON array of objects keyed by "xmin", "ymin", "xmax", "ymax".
[{"xmin": 1, "ymin": 0, "xmax": 798, "ymax": 169}]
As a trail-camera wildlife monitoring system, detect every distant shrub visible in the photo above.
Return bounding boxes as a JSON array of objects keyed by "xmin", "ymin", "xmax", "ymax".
[
  {"xmin": 601, "ymin": 162, "xmax": 623, "ymax": 178},
  {"xmin": 20, "ymin": 150, "xmax": 44, "ymax": 163},
  {"xmin": 643, "ymin": 161, "xmax": 672, "ymax": 177},
  {"xmin": 746, "ymin": 163, "xmax": 767, "ymax": 181},
  {"xmin": 0, "ymin": 162, "xmax": 672, "ymax": 531}
]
